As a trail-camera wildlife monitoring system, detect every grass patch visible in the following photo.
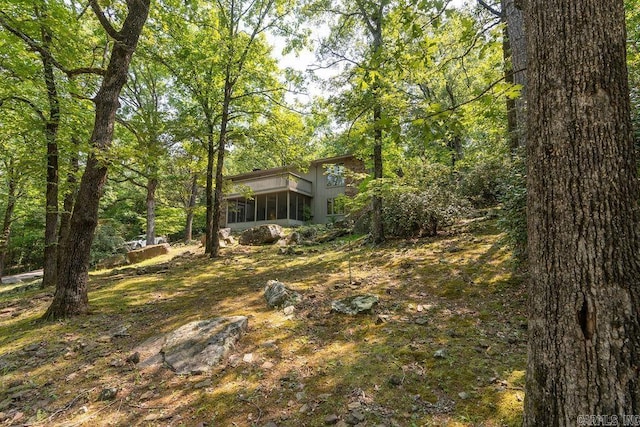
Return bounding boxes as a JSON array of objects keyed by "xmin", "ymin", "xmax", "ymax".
[{"xmin": 0, "ymin": 217, "xmax": 526, "ymax": 426}]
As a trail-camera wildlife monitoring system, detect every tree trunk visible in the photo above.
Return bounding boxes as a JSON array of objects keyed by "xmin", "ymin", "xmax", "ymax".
[
  {"xmin": 205, "ymin": 120, "xmax": 215, "ymax": 254},
  {"xmin": 40, "ymin": 16, "xmax": 60, "ymax": 289},
  {"xmin": 370, "ymin": 10, "xmax": 385, "ymax": 244},
  {"xmin": 524, "ymin": 0, "xmax": 640, "ymax": 424},
  {"xmin": 0, "ymin": 161, "xmax": 17, "ymax": 279},
  {"xmin": 184, "ymin": 172, "xmax": 198, "ymax": 243},
  {"xmin": 145, "ymin": 176, "xmax": 158, "ymax": 246},
  {"xmin": 43, "ymin": 0, "xmax": 150, "ymax": 320},
  {"xmin": 57, "ymin": 137, "xmax": 79, "ymax": 270},
  {"xmin": 210, "ymin": 77, "xmax": 232, "ymax": 258},
  {"xmin": 502, "ymin": 0, "xmax": 527, "ymax": 151}
]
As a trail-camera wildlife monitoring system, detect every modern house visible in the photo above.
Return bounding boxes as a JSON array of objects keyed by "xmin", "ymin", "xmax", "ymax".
[{"xmin": 223, "ymin": 154, "xmax": 365, "ymax": 230}]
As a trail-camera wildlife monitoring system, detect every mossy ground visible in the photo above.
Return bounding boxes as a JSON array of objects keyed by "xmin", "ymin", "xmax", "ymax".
[{"xmin": 0, "ymin": 216, "xmax": 526, "ymax": 426}]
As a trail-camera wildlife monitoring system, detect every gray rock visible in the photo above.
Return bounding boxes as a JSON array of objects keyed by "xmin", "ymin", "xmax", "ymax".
[
  {"xmin": 0, "ymin": 277, "xmax": 22, "ymax": 285},
  {"xmin": 98, "ymin": 388, "xmax": 118, "ymax": 401},
  {"xmin": 331, "ymin": 295, "xmax": 379, "ymax": 315},
  {"xmin": 264, "ymin": 280, "xmax": 301, "ymax": 308},
  {"xmin": 239, "ymin": 224, "xmax": 284, "ymax": 245},
  {"xmin": 434, "ymin": 348, "xmax": 447, "ymax": 359},
  {"xmin": 135, "ymin": 316, "xmax": 248, "ymax": 374},
  {"xmin": 325, "ymin": 414, "xmax": 340, "ymax": 425}
]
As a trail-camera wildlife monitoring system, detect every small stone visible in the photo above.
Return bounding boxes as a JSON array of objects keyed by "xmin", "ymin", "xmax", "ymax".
[
  {"xmin": 96, "ymin": 335, "xmax": 111, "ymax": 343},
  {"xmin": 414, "ymin": 317, "xmax": 428, "ymax": 325},
  {"xmin": 194, "ymin": 379, "xmax": 212, "ymax": 389},
  {"xmin": 243, "ymin": 353, "xmax": 254, "ymax": 363},
  {"xmin": 97, "ymin": 388, "xmax": 118, "ymax": 401},
  {"xmin": 139, "ymin": 391, "xmax": 154, "ymax": 400},
  {"xmin": 110, "ymin": 359, "xmax": 125, "ymax": 367},
  {"xmin": 388, "ymin": 375, "xmax": 403, "ymax": 386},
  {"xmin": 324, "ymin": 414, "xmax": 339, "ymax": 425},
  {"xmin": 317, "ymin": 393, "xmax": 332, "ymax": 402},
  {"xmin": 263, "ymin": 422, "xmax": 278, "ymax": 427},
  {"xmin": 283, "ymin": 306, "xmax": 295, "ymax": 316},
  {"xmin": 336, "ymin": 421, "xmax": 349, "ymax": 427},
  {"xmin": 376, "ymin": 315, "xmax": 389, "ymax": 325},
  {"xmin": 434, "ymin": 349, "xmax": 447, "ymax": 359},
  {"xmin": 298, "ymin": 403, "xmax": 309, "ymax": 413},
  {"xmin": 126, "ymin": 352, "xmax": 140, "ymax": 364},
  {"xmin": 295, "ymin": 391, "xmax": 306, "ymax": 401},
  {"xmin": 144, "ymin": 413, "xmax": 170, "ymax": 421},
  {"xmin": 261, "ymin": 361, "xmax": 275, "ymax": 370},
  {"xmin": 347, "ymin": 401, "xmax": 361, "ymax": 410},
  {"xmin": 458, "ymin": 392, "xmax": 469, "ymax": 400}
]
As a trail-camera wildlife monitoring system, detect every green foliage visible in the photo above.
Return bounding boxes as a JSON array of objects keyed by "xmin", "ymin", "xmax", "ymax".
[
  {"xmin": 455, "ymin": 153, "xmax": 511, "ymax": 208},
  {"xmin": 381, "ymin": 183, "xmax": 468, "ymax": 238},
  {"xmin": 497, "ymin": 155, "xmax": 527, "ymax": 263},
  {"xmin": 90, "ymin": 223, "xmax": 126, "ymax": 268}
]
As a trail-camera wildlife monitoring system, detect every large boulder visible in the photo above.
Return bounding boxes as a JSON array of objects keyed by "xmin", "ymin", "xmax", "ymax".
[
  {"xmin": 264, "ymin": 280, "xmax": 301, "ymax": 308},
  {"xmin": 126, "ymin": 243, "xmax": 170, "ymax": 264},
  {"xmin": 331, "ymin": 295, "xmax": 379, "ymax": 315},
  {"xmin": 135, "ymin": 316, "xmax": 248, "ymax": 374},
  {"xmin": 239, "ymin": 224, "xmax": 284, "ymax": 245}
]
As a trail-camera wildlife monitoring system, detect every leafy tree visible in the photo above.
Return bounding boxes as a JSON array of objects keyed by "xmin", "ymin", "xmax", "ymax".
[
  {"xmin": 44, "ymin": 0, "xmax": 150, "ymax": 320},
  {"xmin": 523, "ymin": 0, "xmax": 640, "ymax": 423}
]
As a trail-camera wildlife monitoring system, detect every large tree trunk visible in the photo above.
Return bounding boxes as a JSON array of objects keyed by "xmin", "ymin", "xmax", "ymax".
[
  {"xmin": 184, "ymin": 172, "xmax": 198, "ymax": 243},
  {"xmin": 524, "ymin": 0, "xmax": 640, "ymax": 424},
  {"xmin": 501, "ymin": 0, "xmax": 527, "ymax": 151},
  {"xmin": 43, "ymin": 0, "xmax": 150, "ymax": 320},
  {"xmin": 145, "ymin": 176, "xmax": 158, "ymax": 246},
  {"xmin": 40, "ymin": 16, "xmax": 60, "ymax": 289},
  {"xmin": 57, "ymin": 137, "xmax": 79, "ymax": 270}
]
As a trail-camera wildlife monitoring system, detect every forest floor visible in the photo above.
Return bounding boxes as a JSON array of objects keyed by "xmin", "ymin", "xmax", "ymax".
[{"xmin": 0, "ymin": 214, "xmax": 527, "ymax": 427}]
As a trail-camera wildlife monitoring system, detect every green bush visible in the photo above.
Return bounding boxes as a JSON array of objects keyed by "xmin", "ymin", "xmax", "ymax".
[
  {"xmin": 90, "ymin": 223, "xmax": 126, "ymax": 267},
  {"xmin": 381, "ymin": 186, "xmax": 468, "ymax": 238},
  {"xmin": 497, "ymin": 156, "xmax": 527, "ymax": 262},
  {"xmin": 455, "ymin": 155, "xmax": 510, "ymax": 207}
]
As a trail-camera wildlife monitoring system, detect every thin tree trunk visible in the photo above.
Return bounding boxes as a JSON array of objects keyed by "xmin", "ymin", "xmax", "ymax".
[
  {"xmin": 39, "ymin": 13, "xmax": 60, "ymax": 289},
  {"xmin": 205, "ymin": 120, "xmax": 215, "ymax": 254},
  {"xmin": 57, "ymin": 137, "xmax": 79, "ymax": 270},
  {"xmin": 43, "ymin": 0, "xmax": 150, "ymax": 320},
  {"xmin": 502, "ymin": 0, "xmax": 527, "ymax": 151},
  {"xmin": 210, "ymin": 77, "xmax": 232, "ymax": 258},
  {"xmin": 145, "ymin": 176, "xmax": 157, "ymax": 246},
  {"xmin": 524, "ymin": 0, "xmax": 640, "ymax": 423},
  {"xmin": 184, "ymin": 172, "xmax": 198, "ymax": 243},
  {"xmin": 370, "ymin": 8, "xmax": 385, "ymax": 244}
]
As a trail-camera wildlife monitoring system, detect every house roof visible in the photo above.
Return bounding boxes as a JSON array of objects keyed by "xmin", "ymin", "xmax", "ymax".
[{"xmin": 226, "ymin": 154, "xmax": 357, "ymax": 181}]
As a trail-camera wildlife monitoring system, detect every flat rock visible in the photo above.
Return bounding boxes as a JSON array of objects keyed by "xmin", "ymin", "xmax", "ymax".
[
  {"xmin": 264, "ymin": 280, "xmax": 301, "ymax": 308},
  {"xmin": 331, "ymin": 295, "xmax": 379, "ymax": 315},
  {"xmin": 135, "ymin": 316, "xmax": 248, "ymax": 374}
]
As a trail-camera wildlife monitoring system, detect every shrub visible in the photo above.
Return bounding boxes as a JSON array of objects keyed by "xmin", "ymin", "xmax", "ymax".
[
  {"xmin": 381, "ymin": 186, "xmax": 468, "ymax": 238},
  {"xmin": 455, "ymin": 154, "xmax": 510, "ymax": 207},
  {"xmin": 90, "ymin": 223, "xmax": 126, "ymax": 267},
  {"xmin": 497, "ymin": 155, "xmax": 527, "ymax": 262}
]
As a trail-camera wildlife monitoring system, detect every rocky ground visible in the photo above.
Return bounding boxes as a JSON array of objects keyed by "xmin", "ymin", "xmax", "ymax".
[{"xmin": 0, "ymin": 216, "xmax": 527, "ymax": 426}]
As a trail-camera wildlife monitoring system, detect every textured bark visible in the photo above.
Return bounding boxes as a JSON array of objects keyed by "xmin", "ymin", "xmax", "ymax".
[
  {"xmin": 184, "ymin": 172, "xmax": 198, "ymax": 243},
  {"xmin": 145, "ymin": 176, "xmax": 158, "ymax": 246},
  {"xmin": 502, "ymin": 0, "xmax": 527, "ymax": 151},
  {"xmin": 44, "ymin": 0, "xmax": 150, "ymax": 320},
  {"xmin": 205, "ymin": 119, "xmax": 215, "ymax": 254},
  {"xmin": 210, "ymin": 75, "xmax": 232, "ymax": 258},
  {"xmin": 369, "ymin": 5, "xmax": 385, "ymax": 245},
  {"xmin": 39, "ymin": 11, "xmax": 60, "ymax": 289},
  {"xmin": 524, "ymin": 0, "xmax": 640, "ymax": 424},
  {"xmin": 57, "ymin": 137, "xmax": 79, "ymax": 270}
]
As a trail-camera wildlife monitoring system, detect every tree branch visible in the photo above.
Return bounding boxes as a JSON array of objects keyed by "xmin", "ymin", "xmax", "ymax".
[
  {"xmin": 477, "ymin": 0, "xmax": 502, "ymax": 18},
  {"xmin": 89, "ymin": 0, "xmax": 124, "ymax": 41}
]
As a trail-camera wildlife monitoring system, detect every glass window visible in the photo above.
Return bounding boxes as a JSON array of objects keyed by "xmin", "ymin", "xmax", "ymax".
[
  {"xmin": 327, "ymin": 198, "xmax": 344, "ymax": 215},
  {"xmin": 267, "ymin": 194, "xmax": 277, "ymax": 220},
  {"xmin": 289, "ymin": 192, "xmax": 297, "ymax": 220},
  {"xmin": 227, "ymin": 199, "xmax": 237, "ymax": 223},
  {"xmin": 257, "ymin": 195, "xmax": 266, "ymax": 221},
  {"xmin": 246, "ymin": 198, "xmax": 255, "ymax": 222},
  {"xmin": 277, "ymin": 192, "xmax": 288, "ymax": 219},
  {"xmin": 326, "ymin": 164, "xmax": 345, "ymax": 187}
]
